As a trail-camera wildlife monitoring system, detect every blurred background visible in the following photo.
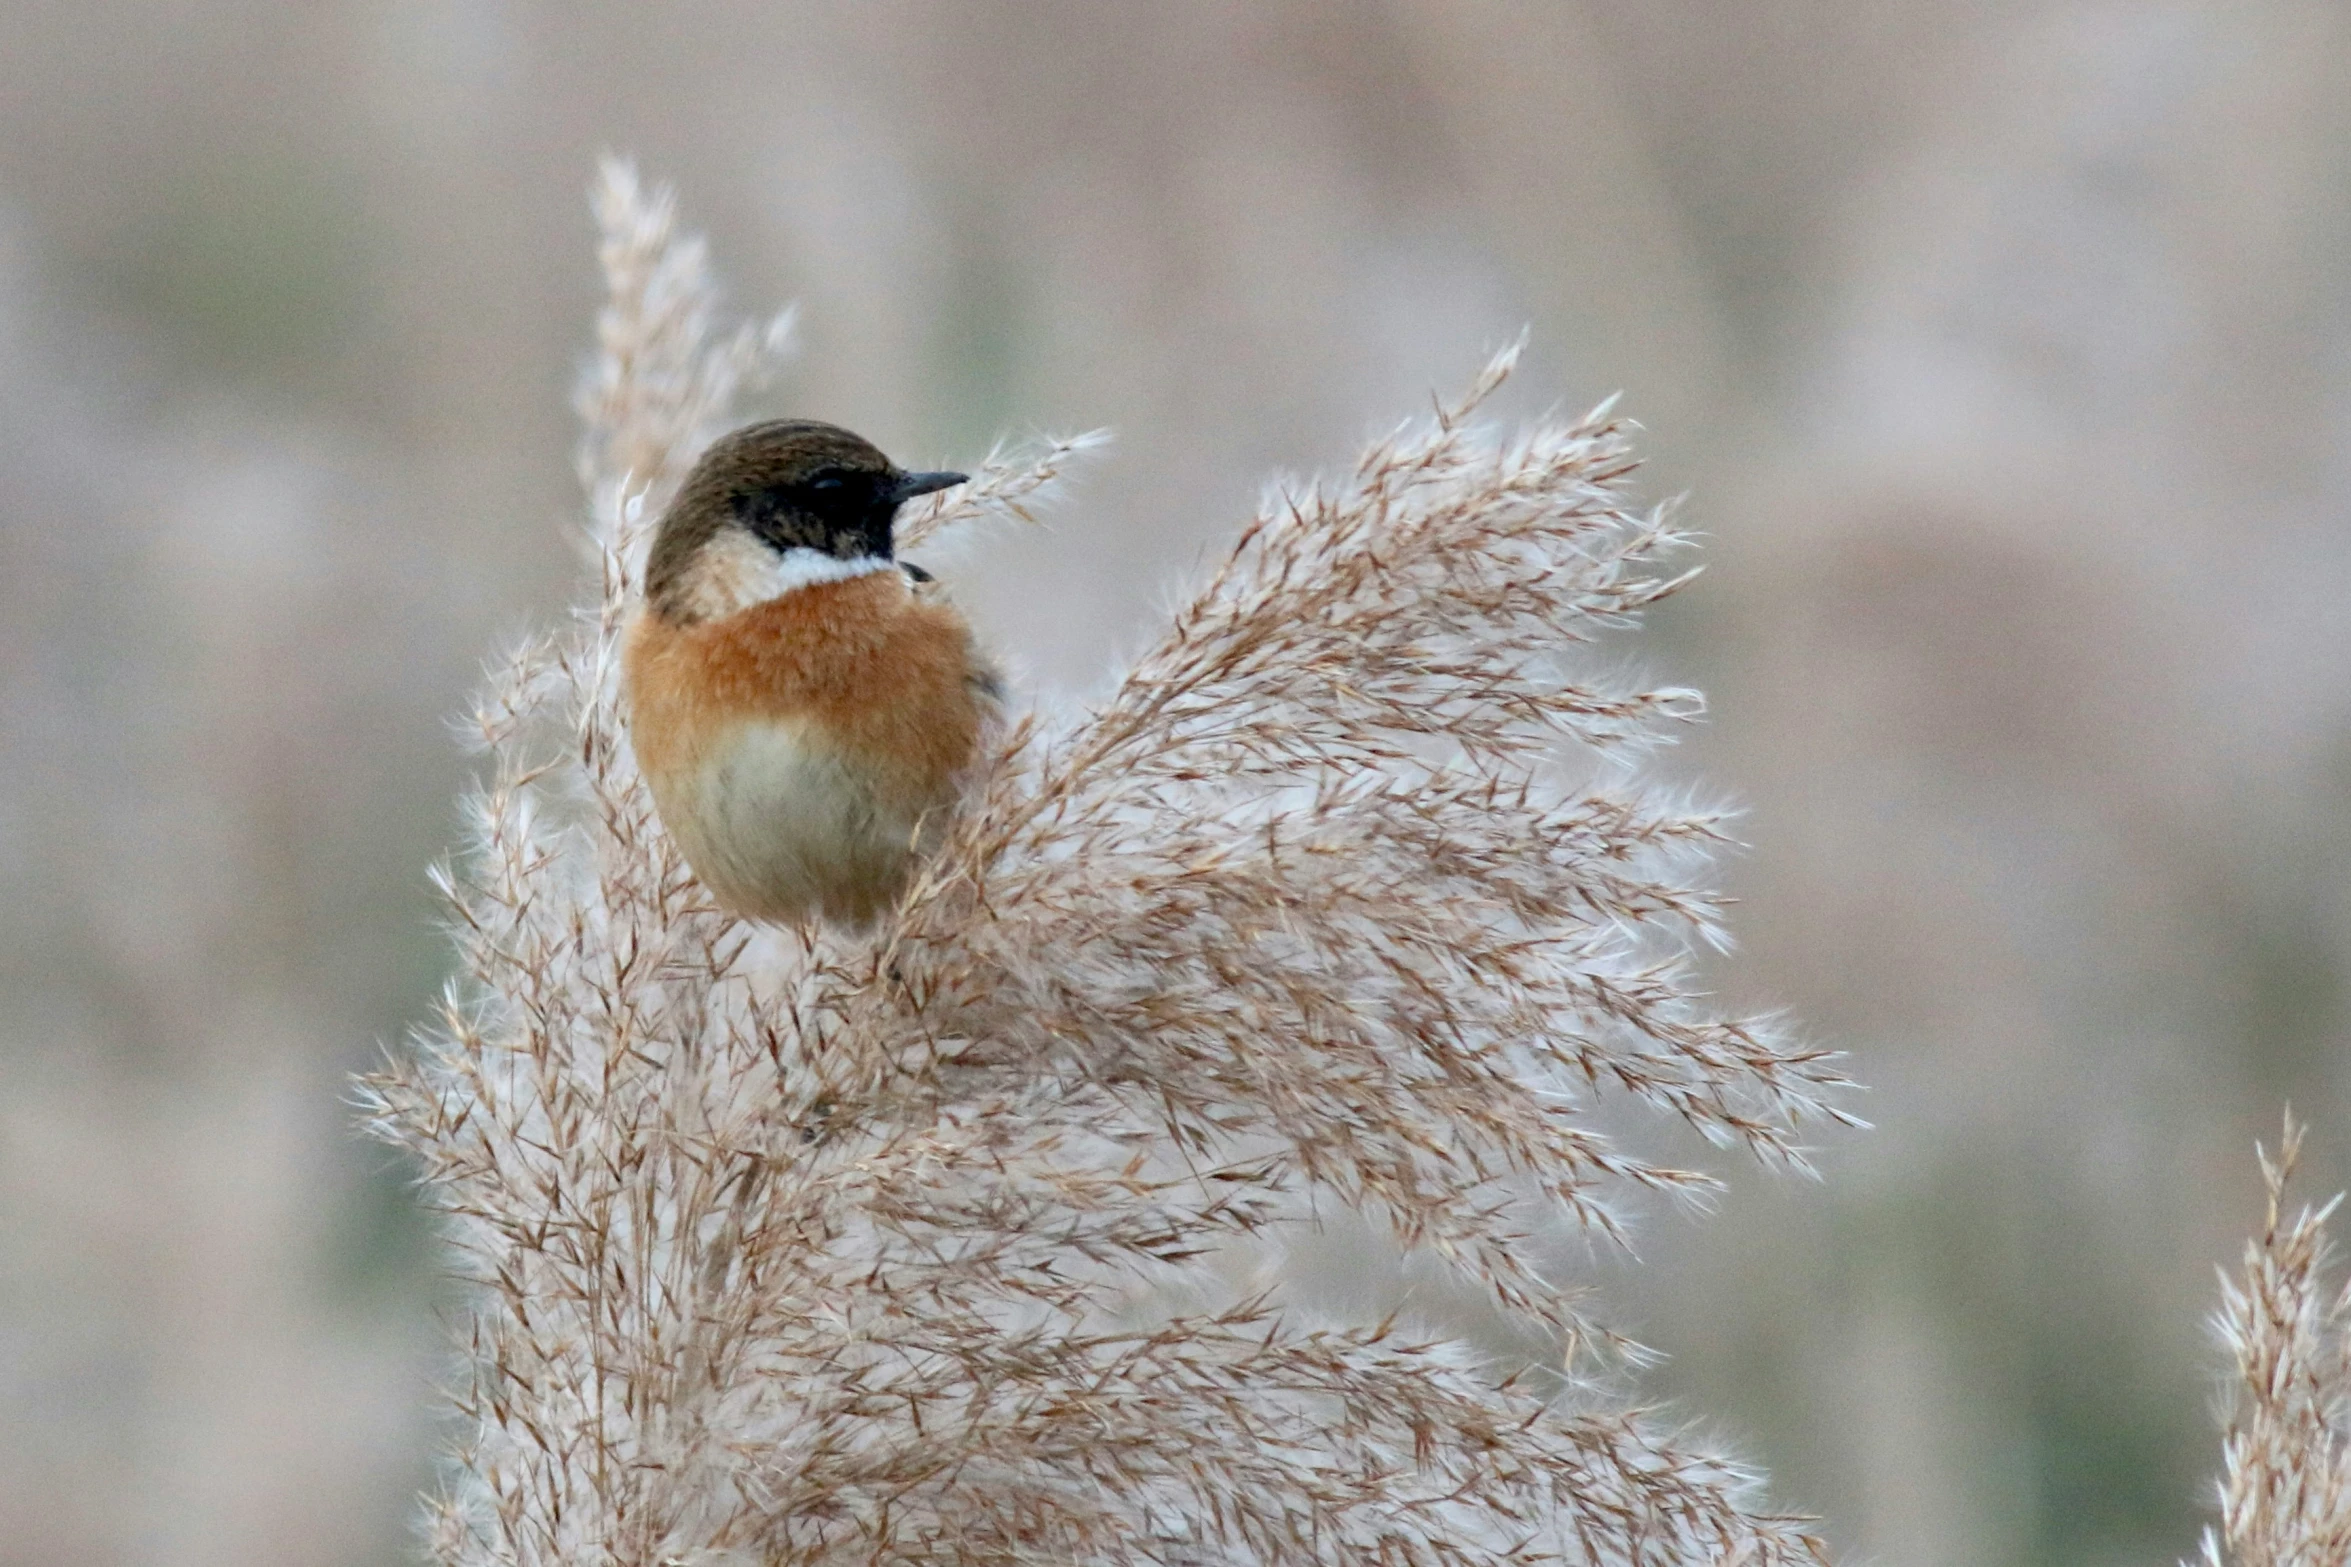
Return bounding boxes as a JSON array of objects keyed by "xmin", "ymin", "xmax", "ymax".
[{"xmin": 3, "ymin": 2, "xmax": 2348, "ymax": 1561}]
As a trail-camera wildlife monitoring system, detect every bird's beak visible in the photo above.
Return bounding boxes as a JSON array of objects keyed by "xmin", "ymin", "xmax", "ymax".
[{"xmin": 890, "ymin": 470, "xmax": 968, "ymax": 506}]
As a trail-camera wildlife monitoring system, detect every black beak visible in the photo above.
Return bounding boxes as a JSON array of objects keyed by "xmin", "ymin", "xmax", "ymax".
[{"xmin": 890, "ymin": 470, "xmax": 967, "ymax": 507}]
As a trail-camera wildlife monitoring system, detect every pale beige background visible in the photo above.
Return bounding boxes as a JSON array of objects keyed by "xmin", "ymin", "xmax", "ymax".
[{"xmin": 3, "ymin": 4, "xmax": 2348, "ymax": 1563}]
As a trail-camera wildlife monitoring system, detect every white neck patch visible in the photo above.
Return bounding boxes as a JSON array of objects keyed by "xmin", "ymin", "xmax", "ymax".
[
  {"xmin": 679, "ymin": 531, "xmax": 895, "ymax": 621},
  {"xmin": 763, "ymin": 546, "xmax": 896, "ymax": 594}
]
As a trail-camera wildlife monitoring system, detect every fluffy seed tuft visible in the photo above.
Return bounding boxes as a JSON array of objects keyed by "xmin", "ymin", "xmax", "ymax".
[
  {"xmin": 2195, "ymin": 1116, "xmax": 2351, "ymax": 1567},
  {"xmin": 362, "ymin": 160, "xmax": 1854, "ymax": 1567}
]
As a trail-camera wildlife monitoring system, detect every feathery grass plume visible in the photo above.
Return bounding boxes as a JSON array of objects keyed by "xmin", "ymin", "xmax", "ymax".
[
  {"xmin": 362, "ymin": 159, "xmax": 1858, "ymax": 1566},
  {"xmin": 2197, "ymin": 1117, "xmax": 2351, "ymax": 1567}
]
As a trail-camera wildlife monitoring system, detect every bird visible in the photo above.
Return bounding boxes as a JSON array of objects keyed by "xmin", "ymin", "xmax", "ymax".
[{"xmin": 622, "ymin": 420, "xmax": 995, "ymax": 926}]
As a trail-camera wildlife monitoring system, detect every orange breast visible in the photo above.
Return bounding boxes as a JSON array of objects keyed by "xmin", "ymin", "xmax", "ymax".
[{"xmin": 623, "ymin": 571, "xmax": 991, "ymax": 920}]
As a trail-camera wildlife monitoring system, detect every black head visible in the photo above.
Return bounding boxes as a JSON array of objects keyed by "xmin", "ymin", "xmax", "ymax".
[{"xmin": 645, "ymin": 420, "xmax": 965, "ymax": 620}]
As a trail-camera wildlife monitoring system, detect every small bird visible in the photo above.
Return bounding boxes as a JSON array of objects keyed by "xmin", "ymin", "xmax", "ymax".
[{"xmin": 622, "ymin": 420, "xmax": 994, "ymax": 926}]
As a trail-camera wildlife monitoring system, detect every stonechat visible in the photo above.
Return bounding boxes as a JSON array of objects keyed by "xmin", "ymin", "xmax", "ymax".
[{"xmin": 622, "ymin": 420, "xmax": 994, "ymax": 926}]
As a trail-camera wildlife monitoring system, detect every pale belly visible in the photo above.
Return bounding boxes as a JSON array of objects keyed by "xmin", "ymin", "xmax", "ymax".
[{"xmin": 654, "ymin": 719, "xmax": 932, "ymax": 926}]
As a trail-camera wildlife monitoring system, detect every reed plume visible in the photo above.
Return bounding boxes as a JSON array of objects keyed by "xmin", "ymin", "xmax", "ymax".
[
  {"xmin": 2197, "ymin": 1118, "xmax": 2351, "ymax": 1567},
  {"xmin": 362, "ymin": 158, "xmax": 1856, "ymax": 1567}
]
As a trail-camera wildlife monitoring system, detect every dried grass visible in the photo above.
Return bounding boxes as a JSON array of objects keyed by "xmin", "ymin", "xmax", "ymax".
[
  {"xmin": 361, "ymin": 159, "xmax": 1857, "ymax": 1567},
  {"xmin": 2197, "ymin": 1117, "xmax": 2351, "ymax": 1567}
]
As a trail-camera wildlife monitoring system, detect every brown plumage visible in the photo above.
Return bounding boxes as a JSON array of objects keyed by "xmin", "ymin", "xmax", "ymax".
[{"xmin": 622, "ymin": 420, "xmax": 992, "ymax": 925}]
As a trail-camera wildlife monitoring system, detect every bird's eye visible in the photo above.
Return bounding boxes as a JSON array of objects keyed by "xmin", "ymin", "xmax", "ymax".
[{"xmin": 809, "ymin": 473, "xmax": 846, "ymax": 493}]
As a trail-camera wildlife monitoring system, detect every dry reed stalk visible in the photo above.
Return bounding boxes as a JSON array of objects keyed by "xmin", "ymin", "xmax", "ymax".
[
  {"xmin": 2197, "ymin": 1118, "xmax": 2351, "ymax": 1567},
  {"xmin": 362, "ymin": 159, "xmax": 1857, "ymax": 1567}
]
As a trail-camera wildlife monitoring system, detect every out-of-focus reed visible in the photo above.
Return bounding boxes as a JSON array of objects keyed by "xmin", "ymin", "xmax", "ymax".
[{"xmin": 2198, "ymin": 1118, "xmax": 2351, "ymax": 1567}]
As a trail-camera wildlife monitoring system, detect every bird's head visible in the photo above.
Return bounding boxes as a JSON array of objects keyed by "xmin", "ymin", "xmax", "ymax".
[{"xmin": 644, "ymin": 420, "xmax": 966, "ymax": 623}]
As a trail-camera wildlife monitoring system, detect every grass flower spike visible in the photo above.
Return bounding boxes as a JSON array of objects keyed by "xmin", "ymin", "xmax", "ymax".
[
  {"xmin": 363, "ymin": 159, "xmax": 1856, "ymax": 1567},
  {"xmin": 2197, "ymin": 1119, "xmax": 2351, "ymax": 1567}
]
